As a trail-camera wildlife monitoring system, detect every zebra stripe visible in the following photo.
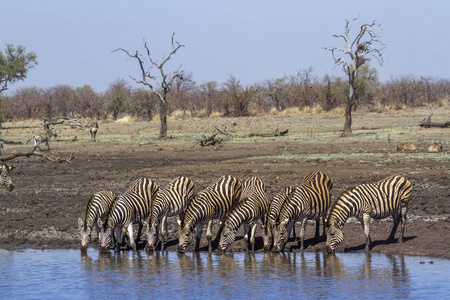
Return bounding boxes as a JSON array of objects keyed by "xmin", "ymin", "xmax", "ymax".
[
  {"xmin": 273, "ymin": 171, "xmax": 333, "ymax": 252},
  {"xmin": 28, "ymin": 128, "xmax": 58, "ymax": 150},
  {"xmin": 218, "ymin": 177, "xmax": 269, "ymax": 253},
  {"xmin": 1, "ymin": 164, "xmax": 14, "ymax": 191},
  {"xmin": 326, "ymin": 175, "xmax": 412, "ymax": 253},
  {"xmin": 99, "ymin": 177, "xmax": 159, "ymax": 251},
  {"xmin": 144, "ymin": 176, "xmax": 195, "ymax": 251},
  {"xmin": 178, "ymin": 175, "xmax": 242, "ymax": 253},
  {"xmin": 262, "ymin": 186, "xmax": 295, "ymax": 251},
  {"xmin": 78, "ymin": 190, "xmax": 116, "ymax": 249}
]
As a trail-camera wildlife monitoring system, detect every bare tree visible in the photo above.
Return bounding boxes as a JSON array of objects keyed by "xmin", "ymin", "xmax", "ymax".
[
  {"xmin": 324, "ymin": 16, "xmax": 385, "ymax": 136},
  {"xmin": 114, "ymin": 33, "xmax": 187, "ymax": 139}
]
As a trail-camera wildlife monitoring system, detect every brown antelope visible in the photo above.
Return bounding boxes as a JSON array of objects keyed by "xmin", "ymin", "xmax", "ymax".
[
  {"xmin": 397, "ymin": 144, "xmax": 417, "ymax": 152},
  {"xmin": 1, "ymin": 163, "xmax": 14, "ymax": 191},
  {"xmin": 428, "ymin": 143, "xmax": 442, "ymax": 152},
  {"xmin": 90, "ymin": 122, "xmax": 99, "ymax": 142}
]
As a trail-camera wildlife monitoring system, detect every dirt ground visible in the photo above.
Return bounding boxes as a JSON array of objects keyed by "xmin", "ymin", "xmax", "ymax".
[{"xmin": 0, "ymin": 108, "xmax": 449, "ymax": 258}]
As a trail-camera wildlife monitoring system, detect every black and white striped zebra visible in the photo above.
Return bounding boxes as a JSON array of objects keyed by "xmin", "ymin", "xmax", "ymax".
[
  {"xmin": 273, "ymin": 171, "xmax": 333, "ymax": 252},
  {"xmin": 326, "ymin": 175, "xmax": 413, "ymax": 253},
  {"xmin": 262, "ymin": 186, "xmax": 296, "ymax": 251},
  {"xmin": 98, "ymin": 177, "xmax": 159, "ymax": 251},
  {"xmin": 1, "ymin": 163, "xmax": 15, "ymax": 191},
  {"xmin": 217, "ymin": 177, "xmax": 269, "ymax": 253},
  {"xmin": 27, "ymin": 128, "xmax": 58, "ymax": 150},
  {"xmin": 78, "ymin": 190, "xmax": 116, "ymax": 250},
  {"xmin": 178, "ymin": 175, "xmax": 242, "ymax": 253},
  {"xmin": 143, "ymin": 176, "xmax": 195, "ymax": 251}
]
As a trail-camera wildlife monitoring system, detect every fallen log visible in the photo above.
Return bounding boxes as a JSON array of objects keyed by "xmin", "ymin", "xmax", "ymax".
[
  {"xmin": 248, "ymin": 128, "xmax": 289, "ymax": 138},
  {"xmin": 0, "ymin": 148, "xmax": 75, "ymax": 163},
  {"xmin": 419, "ymin": 114, "xmax": 450, "ymax": 128},
  {"xmin": 193, "ymin": 132, "xmax": 223, "ymax": 147}
]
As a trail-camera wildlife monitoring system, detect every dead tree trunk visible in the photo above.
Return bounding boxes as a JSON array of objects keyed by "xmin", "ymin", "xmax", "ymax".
[{"xmin": 419, "ymin": 114, "xmax": 450, "ymax": 128}]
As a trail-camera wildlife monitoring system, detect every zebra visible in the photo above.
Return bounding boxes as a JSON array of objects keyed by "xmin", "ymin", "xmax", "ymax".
[
  {"xmin": 326, "ymin": 175, "xmax": 412, "ymax": 253},
  {"xmin": 78, "ymin": 190, "xmax": 116, "ymax": 250},
  {"xmin": 218, "ymin": 177, "xmax": 269, "ymax": 253},
  {"xmin": 143, "ymin": 176, "xmax": 195, "ymax": 251},
  {"xmin": 178, "ymin": 175, "xmax": 242, "ymax": 253},
  {"xmin": 27, "ymin": 128, "xmax": 58, "ymax": 150},
  {"xmin": 1, "ymin": 163, "xmax": 15, "ymax": 191},
  {"xmin": 98, "ymin": 177, "xmax": 159, "ymax": 251},
  {"xmin": 90, "ymin": 121, "xmax": 99, "ymax": 142},
  {"xmin": 273, "ymin": 171, "xmax": 333, "ymax": 252},
  {"xmin": 262, "ymin": 186, "xmax": 296, "ymax": 251}
]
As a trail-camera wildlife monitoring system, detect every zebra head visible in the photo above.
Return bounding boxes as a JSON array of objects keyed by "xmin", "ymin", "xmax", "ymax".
[
  {"xmin": 78, "ymin": 218, "xmax": 93, "ymax": 250},
  {"xmin": 1, "ymin": 164, "xmax": 14, "ymax": 191},
  {"xmin": 326, "ymin": 224, "xmax": 344, "ymax": 253},
  {"xmin": 97, "ymin": 219, "xmax": 113, "ymax": 251},
  {"xmin": 272, "ymin": 219, "xmax": 289, "ymax": 253},
  {"xmin": 262, "ymin": 223, "xmax": 272, "ymax": 251},
  {"xmin": 218, "ymin": 225, "xmax": 237, "ymax": 253},
  {"xmin": 143, "ymin": 219, "xmax": 159, "ymax": 251},
  {"xmin": 50, "ymin": 128, "xmax": 58, "ymax": 138},
  {"xmin": 178, "ymin": 223, "xmax": 193, "ymax": 253}
]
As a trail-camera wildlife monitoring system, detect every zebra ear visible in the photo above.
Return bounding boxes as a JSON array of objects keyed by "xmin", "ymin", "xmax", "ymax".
[
  {"xmin": 78, "ymin": 218, "xmax": 84, "ymax": 229},
  {"xmin": 97, "ymin": 219, "xmax": 104, "ymax": 228}
]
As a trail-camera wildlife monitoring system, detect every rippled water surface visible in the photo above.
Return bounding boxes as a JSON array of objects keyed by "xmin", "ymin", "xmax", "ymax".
[{"xmin": 0, "ymin": 249, "xmax": 448, "ymax": 299}]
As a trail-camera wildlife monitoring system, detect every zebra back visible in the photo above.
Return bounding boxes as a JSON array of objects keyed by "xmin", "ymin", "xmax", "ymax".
[
  {"xmin": 279, "ymin": 171, "xmax": 333, "ymax": 223},
  {"xmin": 149, "ymin": 176, "xmax": 195, "ymax": 225},
  {"xmin": 181, "ymin": 175, "xmax": 242, "ymax": 228},
  {"xmin": 265, "ymin": 186, "xmax": 294, "ymax": 229},
  {"xmin": 222, "ymin": 177, "xmax": 269, "ymax": 232},
  {"xmin": 81, "ymin": 190, "xmax": 116, "ymax": 229},
  {"xmin": 327, "ymin": 175, "xmax": 412, "ymax": 229},
  {"xmin": 107, "ymin": 177, "xmax": 159, "ymax": 229}
]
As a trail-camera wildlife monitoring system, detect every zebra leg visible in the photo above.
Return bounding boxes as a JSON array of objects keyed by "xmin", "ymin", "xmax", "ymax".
[
  {"xmin": 299, "ymin": 218, "xmax": 308, "ymax": 250},
  {"xmin": 114, "ymin": 226, "xmax": 123, "ymax": 251},
  {"xmin": 362, "ymin": 214, "xmax": 372, "ymax": 251},
  {"xmin": 398, "ymin": 205, "xmax": 408, "ymax": 243},
  {"xmin": 94, "ymin": 221, "xmax": 100, "ymax": 243},
  {"xmin": 314, "ymin": 218, "xmax": 320, "ymax": 240},
  {"xmin": 136, "ymin": 222, "xmax": 143, "ymax": 245},
  {"xmin": 243, "ymin": 223, "xmax": 250, "ymax": 253},
  {"xmin": 287, "ymin": 221, "xmax": 295, "ymax": 241},
  {"xmin": 195, "ymin": 223, "xmax": 203, "ymax": 252},
  {"xmin": 160, "ymin": 216, "xmax": 167, "ymax": 251},
  {"xmin": 322, "ymin": 216, "xmax": 326, "ymax": 238},
  {"xmin": 388, "ymin": 211, "xmax": 400, "ymax": 241},
  {"xmin": 291, "ymin": 221, "xmax": 297, "ymax": 240},
  {"xmin": 206, "ymin": 220, "xmax": 213, "ymax": 253},
  {"xmin": 250, "ymin": 223, "xmax": 258, "ymax": 253},
  {"xmin": 126, "ymin": 223, "xmax": 137, "ymax": 251}
]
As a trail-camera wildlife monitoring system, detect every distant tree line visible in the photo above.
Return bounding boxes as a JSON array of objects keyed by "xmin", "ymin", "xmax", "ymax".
[{"xmin": 1, "ymin": 68, "xmax": 449, "ymax": 123}]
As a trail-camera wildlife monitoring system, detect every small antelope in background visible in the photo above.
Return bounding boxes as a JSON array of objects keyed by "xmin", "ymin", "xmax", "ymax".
[
  {"xmin": 428, "ymin": 143, "xmax": 442, "ymax": 152},
  {"xmin": 90, "ymin": 121, "xmax": 99, "ymax": 142},
  {"xmin": 397, "ymin": 144, "xmax": 417, "ymax": 152}
]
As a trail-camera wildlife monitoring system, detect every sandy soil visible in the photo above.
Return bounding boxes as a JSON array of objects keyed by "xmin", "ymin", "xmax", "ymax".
[{"xmin": 0, "ymin": 108, "xmax": 449, "ymax": 258}]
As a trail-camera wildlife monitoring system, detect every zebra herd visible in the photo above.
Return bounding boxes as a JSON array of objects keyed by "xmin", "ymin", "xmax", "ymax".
[{"xmin": 78, "ymin": 172, "xmax": 413, "ymax": 254}]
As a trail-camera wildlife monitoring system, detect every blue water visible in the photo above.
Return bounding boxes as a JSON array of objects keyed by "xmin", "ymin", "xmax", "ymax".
[{"xmin": 0, "ymin": 249, "xmax": 448, "ymax": 299}]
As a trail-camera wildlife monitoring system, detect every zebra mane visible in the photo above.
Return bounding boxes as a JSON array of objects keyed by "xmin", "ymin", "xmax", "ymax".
[{"xmin": 326, "ymin": 187, "xmax": 356, "ymax": 228}]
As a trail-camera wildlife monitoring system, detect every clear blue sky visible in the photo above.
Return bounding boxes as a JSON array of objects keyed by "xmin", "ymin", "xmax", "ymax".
[{"xmin": 2, "ymin": 0, "xmax": 449, "ymax": 94}]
